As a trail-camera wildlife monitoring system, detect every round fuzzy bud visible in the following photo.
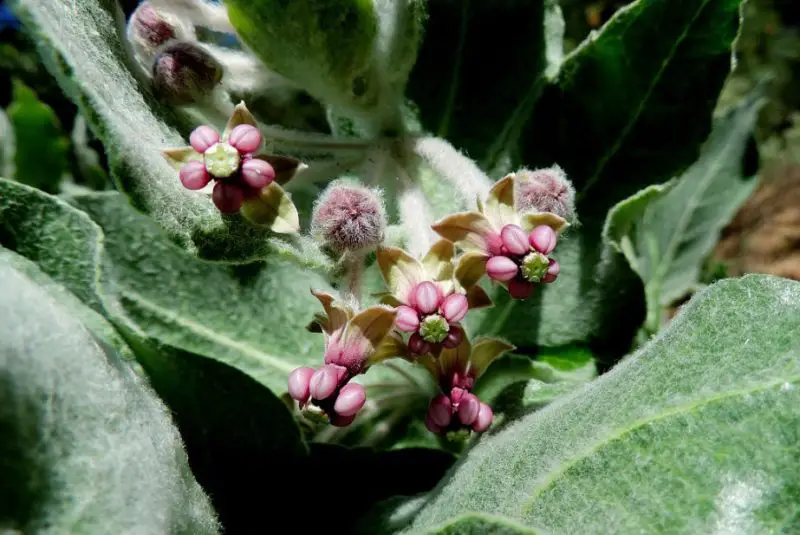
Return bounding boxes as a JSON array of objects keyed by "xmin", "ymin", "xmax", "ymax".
[
  {"xmin": 212, "ymin": 181, "xmax": 244, "ymax": 213},
  {"xmin": 241, "ymin": 158, "xmax": 276, "ymax": 189},
  {"xmin": 442, "ymin": 326, "xmax": 464, "ymax": 349},
  {"xmin": 458, "ymin": 393, "xmax": 480, "ymax": 426},
  {"xmin": 429, "ymin": 395, "xmax": 453, "ymax": 428},
  {"xmin": 311, "ymin": 183, "xmax": 386, "ymax": 253},
  {"xmin": 287, "ymin": 367, "xmax": 315, "ymax": 404},
  {"xmin": 227, "ymin": 124, "xmax": 263, "ymax": 154},
  {"xmin": 515, "ymin": 166, "xmax": 576, "ymax": 221},
  {"xmin": 408, "ymin": 333, "xmax": 432, "ymax": 356},
  {"xmin": 413, "ymin": 282, "xmax": 442, "ymax": 315},
  {"xmin": 152, "ymin": 41, "xmax": 223, "ymax": 105},
  {"xmin": 529, "ymin": 225, "xmax": 557, "ymax": 255},
  {"xmin": 487, "ymin": 256, "xmax": 518, "ymax": 282},
  {"xmin": 309, "ymin": 365, "xmax": 341, "ymax": 401},
  {"xmin": 508, "ymin": 279, "xmax": 535, "ymax": 300},
  {"xmin": 131, "ymin": 3, "xmax": 176, "ymax": 48},
  {"xmin": 543, "ymin": 260, "xmax": 560, "ymax": 284},
  {"xmin": 395, "ymin": 305, "xmax": 420, "ymax": 333},
  {"xmin": 441, "ymin": 293, "xmax": 468, "ymax": 324},
  {"xmin": 333, "ymin": 383, "xmax": 367, "ymax": 417},
  {"xmin": 189, "ymin": 125, "xmax": 220, "ymax": 153},
  {"xmin": 473, "ymin": 403, "xmax": 494, "ymax": 432},
  {"xmin": 179, "ymin": 160, "xmax": 211, "ymax": 190},
  {"xmin": 501, "ymin": 224, "xmax": 530, "ymax": 256}
]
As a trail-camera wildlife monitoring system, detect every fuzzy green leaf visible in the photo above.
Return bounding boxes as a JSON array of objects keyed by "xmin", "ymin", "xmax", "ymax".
[
  {"xmin": 605, "ymin": 89, "xmax": 763, "ymax": 329},
  {"xmin": 407, "ymin": 0, "xmax": 563, "ymax": 163},
  {"xmin": 399, "ymin": 275, "xmax": 800, "ymax": 534},
  {"xmin": 0, "ymin": 260, "xmax": 219, "ymax": 534},
  {"xmin": 15, "ymin": 0, "xmax": 294, "ymax": 262}
]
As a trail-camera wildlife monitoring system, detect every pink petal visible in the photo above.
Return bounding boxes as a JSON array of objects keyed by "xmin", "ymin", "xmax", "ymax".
[
  {"xmin": 413, "ymin": 281, "xmax": 443, "ymax": 315},
  {"xmin": 442, "ymin": 326, "xmax": 464, "ymax": 349},
  {"xmin": 309, "ymin": 365, "xmax": 341, "ymax": 400},
  {"xmin": 485, "ymin": 233, "xmax": 504, "ymax": 256},
  {"xmin": 395, "ymin": 305, "xmax": 420, "ymax": 332},
  {"xmin": 179, "ymin": 160, "xmax": 211, "ymax": 190},
  {"xmin": 441, "ymin": 293, "xmax": 468, "ymax": 323},
  {"xmin": 333, "ymin": 383, "xmax": 367, "ymax": 417},
  {"xmin": 212, "ymin": 182, "xmax": 244, "ymax": 213},
  {"xmin": 529, "ymin": 225, "xmax": 557, "ymax": 255},
  {"xmin": 542, "ymin": 259, "xmax": 560, "ymax": 283},
  {"xmin": 241, "ymin": 158, "xmax": 276, "ymax": 189},
  {"xmin": 458, "ymin": 393, "xmax": 480, "ymax": 425},
  {"xmin": 508, "ymin": 279, "xmax": 535, "ymax": 300},
  {"xmin": 227, "ymin": 124, "xmax": 262, "ymax": 153},
  {"xmin": 501, "ymin": 224, "xmax": 529, "ymax": 256},
  {"xmin": 486, "ymin": 256, "xmax": 518, "ymax": 282},
  {"xmin": 408, "ymin": 333, "xmax": 432, "ymax": 355},
  {"xmin": 287, "ymin": 367, "xmax": 315, "ymax": 403},
  {"xmin": 428, "ymin": 395, "xmax": 453, "ymax": 428},
  {"xmin": 472, "ymin": 402, "xmax": 493, "ymax": 432},
  {"xmin": 424, "ymin": 413, "xmax": 442, "ymax": 434},
  {"xmin": 189, "ymin": 125, "xmax": 219, "ymax": 153},
  {"xmin": 330, "ymin": 413, "xmax": 357, "ymax": 427}
]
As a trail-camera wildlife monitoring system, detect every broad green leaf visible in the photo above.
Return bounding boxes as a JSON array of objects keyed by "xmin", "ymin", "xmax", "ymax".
[
  {"xmin": 7, "ymin": 78, "xmax": 69, "ymax": 193},
  {"xmin": 0, "ymin": 178, "xmax": 330, "ymax": 395},
  {"xmin": 407, "ymin": 0, "xmax": 563, "ymax": 163},
  {"xmin": 400, "ymin": 274, "xmax": 800, "ymax": 534},
  {"xmin": 421, "ymin": 514, "xmax": 544, "ymax": 535},
  {"xmin": 15, "ymin": 0, "xmax": 294, "ymax": 262},
  {"xmin": 531, "ymin": 346, "xmax": 598, "ymax": 384},
  {"xmin": 606, "ymin": 90, "xmax": 763, "ymax": 333},
  {"xmin": 0, "ymin": 261, "xmax": 219, "ymax": 534},
  {"xmin": 519, "ymin": 0, "xmax": 744, "ymax": 219}
]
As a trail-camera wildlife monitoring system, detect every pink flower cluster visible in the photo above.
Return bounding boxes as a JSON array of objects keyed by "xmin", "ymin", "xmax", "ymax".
[
  {"xmin": 485, "ymin": 223, "xmax": 560, "ymax": 300},
  {"xmin": 288, "ymin": 365, "xmax": 366, "ymax": 427},
  {"xmin": 395, "ymin": 282, "xmax": 468, "ymax": 356},
  {"xmin": 425, "ymin": 377, "xmax": 493, "ymax": 435}
]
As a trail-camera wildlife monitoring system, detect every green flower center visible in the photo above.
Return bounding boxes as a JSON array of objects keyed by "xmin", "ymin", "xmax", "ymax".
[
  {"xmin": 521, "ymin": 252, "xmax": 549, "ymax": 282},
  {"xmin": 204, "ymin": 142, "xmax": 240, "ymax": 177},
  {"xmin": 419, "ymin": 314, "xmax": 450, "ymax": 344}
]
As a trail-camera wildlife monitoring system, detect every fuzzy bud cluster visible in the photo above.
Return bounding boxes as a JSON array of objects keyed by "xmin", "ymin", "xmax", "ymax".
[
  {"xmin": 515, "ymin": 166, "xmax": 576, "ymax": 221},
  {"xmin": 311, "ymin": 182, "xmax": 386, "ymax": 254}
]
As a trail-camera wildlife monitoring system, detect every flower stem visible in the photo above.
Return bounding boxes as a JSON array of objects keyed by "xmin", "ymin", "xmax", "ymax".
[
  {"xmin": 397, "ymin": 168, "xmax": 436, "ymax": 258},
  {"xmin": 340, "ymin": 253, "xmax": 365, "ymax": 307},
  {"xmin": 411, "ymin": 136, "xmax": 492, "ymax": 204}
]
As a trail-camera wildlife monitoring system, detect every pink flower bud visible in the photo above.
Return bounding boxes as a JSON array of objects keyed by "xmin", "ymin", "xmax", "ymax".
[
  {"xmin": 458, "ymin": 393, "xmax": 480, "ymax": 426},
  {"xmin": 543, "ymin": 260, "xmax": 560, "ymax": 283},
  {"xmin": 179, "ymin": 160, "xmax": 211, "ymax": 190},
  {"xmin": 309, "ymin": 365, "xmax": 342, "ymax": 401},
  {"xmin": 287, "ymin": 367, "xmax": 315, "ymax": 404},
  {"xmin": 152, "ymin": 41, "xmax": 223, "ymax": 105},
  {"xmin": 515, "ymin": 166, "xmax": 575, "ymax": 221},
  {"xmin": 395, "ymin": 305, "xmax": 420, "ymax": 332},
  {"xmin": 472, "ymin": 402, "xmax": 494, "ymax": 432},
  {"xmin": 508, "ymin": 279, "xmax": 535, "ymax": 300},
  {"xmin": 311, "ymin": 183, "xmax": 386, "ymax": 253},
  {"xmin": 189, "ymin": 125, "xmax": 219, "ymax": 153},
  {"xmin": 413, "ymin": 282, "xmax": 442, "ymax": 315},
  {"xmin": 441, "ymin": 293, "xmax": 468, "ymax": 323},
  {"xmin": 485, "ymin": 233, "xmax": 504, "ymax": 256},
  {"xmin": 227, "ymin": 124, "xmax": 262, "ymax": 154},
  {"xmin": 241, "ymin": 158, "xmax": 276, "ymax": 189},
  {"xmin": 501, "ymin": 224, "xmax": 530, "ymax": 256},
  {"xmin": 450, "ymin": 387, "xmax": 465, "ymax": 404},
  {"xmin": 408, "ymin": 333, "xmax": 432, "ymax": 356},
  {"xmin": 425, "ymin": 413, "xmax": 442, "ymax": 434},
  {"xmin": 429, "ymin": 395, "xmax": 453, "ymax": 427},
  {"xmin": 442, "ymin": 326, "xmax": 464, "ymax": 349},
  {"xmin": 529, "ymin": 225, "xmax": 557, "ymax": 255},
  {"xmin": 131, "ymin": 3, "xmax": 176, "ymax": 47},
  {"xmin": 330, "ymin": 414, "xmax": 357, "ymax": 427},
  {"xmin": 333, "ymin": 383, "xmax": 367, "ymax": 417},
  {"xmin": 212, "ymin": 181, "xmax": 244, "ymax": 213},
  {"xmin": 487, "ymin": 256, "xmax": 518, "ymax": 282}
]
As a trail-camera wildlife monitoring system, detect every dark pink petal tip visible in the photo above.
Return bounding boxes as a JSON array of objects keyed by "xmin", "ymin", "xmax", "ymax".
[
  {"xmin": 212, "ymin": 182, "xmax": 244, "ymax": 213},
  {"xmin": 227, "ymin": 124, "xmax": 262, "ymax": 154},
  {"xmin": 543, "ymin": 260, "xmax": 560, "ymax": 283},
  {"xmin": 442, "ymin": 326, "xmax": 464, "ymax": 349},
  {"xmin": 429, "ymin": 395, "xmax": 453, "ymax": 428},
  {"xmin": 408, "ymin": 333, "xmax": 432, "ymax": 356},
  {"xmin": 508, "ymin": 279, "xmax": 535, "ymax": 300},
  {"xmin": 179, "ymin": 160, "xmax": 211, "ymax": 190}
]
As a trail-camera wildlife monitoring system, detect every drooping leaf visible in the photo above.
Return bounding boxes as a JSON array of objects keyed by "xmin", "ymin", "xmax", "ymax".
[
  {"xmin": 0, "ymin": 260, "xmax": 219, "ymax": 534},
  {"xmin": 14, "ymin": 0, "xmax": 298, "ymax": 262},
  {"xmin": 605, "ymin": 88, "xmax": 764, "ymax": 333},
  {"xmin": 407, "ymin": 0, "xmax": 564, "ymax": 164},
  {"xmin": 7, "ymin": 78, "xmax": 70, "ymax": 193},
  {"xmin": 398, "ymin": 275, "xmax": 800, "ymax": 534}
]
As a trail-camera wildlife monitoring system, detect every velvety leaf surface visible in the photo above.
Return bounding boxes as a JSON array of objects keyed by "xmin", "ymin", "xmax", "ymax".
[
  {"xmin": 15, "ymin": 0, "xmax": 293, "ymax": 262},
  {"xmin": 606, "ymin": 90, "xmax": 762, "ymax": 326},
  {"xmin": 421, "ymin": 514, "xmax": 544, "ymax": 535},
  {"xmin": 0, "ymin": 260, "xmax": 219, "ymax": 534},
  {"xmin": 402, "ymin": 275, "xmax": 800, "ymax": 534},
  {"xmin": 407, "ymin": 0, "xmax": 563, "ymax": 164},
  {"xmin": 520, "ymin": 0, "xmax": 744, "ymax": 219}
]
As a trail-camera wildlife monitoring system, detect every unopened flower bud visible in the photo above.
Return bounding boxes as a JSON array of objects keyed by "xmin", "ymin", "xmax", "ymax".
[
  {"xmin": 333, "ymin": 383, "xmax": 367, "ymax": 417},
  {"xmin": 413, "ymin": 282, "xmax": 442, "ymax": 315},
  {"xmin": 458, "ymin": 393, "xmax": 480, "ymax": 426},
  {"xmin": 529, "ymin": 225, "xmax": 557, "ymax": 255},
  {"xmin": 189, "ymin": 125, "xmax": 220, "ymax": 153},
  {"xmin": 227, "ymin": 124, "xmax": 263, "ymax": 154},
  {"xmin": 473, "ymin": 403, "xmax": 494, "ymax": 432},
  {"xmin": 130, "ymin": 2, "xmax": 176, "ymax": 48},
  {"xmin": 487, "ymin": 256, "xmax": 518, "ymax": 282},
  {"xmin": 515, "ymin": 166, "xmax": 576, "ymax": 221},
  {"xmin": 408, "ymin": 333, "xmax": 431, "ymax": 356},
  {"xmin": 501, "ymin": 224, "xmax": 529, "ymax": 256},
  {"xmin": 309, "ymin": 364, "xmax": 342, "ymax": 401},
  {"xmin": 442, "ymin": 325, "xmax": 464, "ymax": 349},
  {"xmin": 179, "ymin": 160, "xmax": 211, "ymax": 190},
  {"xmin": 395, "ymin": 305, "xmax": 420, "ymax": 332},
  {"xmin": 543, "ymin": 260, "xmax": 560, "ymax": 283},
  {"xmin": 429, "ymin": 395, "xmax": 453, "ymax": 428},
  {"xmin": 241, "ymin": 158, "xmax": 275, "ymax": 189},
  {"xmin": 288, "ymin": 367, "xmax": 315, "ymax": 404},
  {"xmin": 212, "ymin": 182, "xmax": 245, "ymax": 214},
  {"xmin": 311, "ymin": 182, "xmax": 386, "ymax": 254},
  {"xmin": 508, "ymin": 279, "xmax": 534, "ymax": 300},
  {"xmin": 441, "ymin": 294, "xmax": 468, "ymax": 324},
  {"xmin": 152, "ymin": 41, "xmax": 223, "ymax": 105}
]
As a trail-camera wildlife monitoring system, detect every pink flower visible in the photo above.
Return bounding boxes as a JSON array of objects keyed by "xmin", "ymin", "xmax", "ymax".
[
  {"xmin": 432, "ymin": 174, "xmax": 570, "ymax": 300},
  {"xmin": 376, "ymin": 240, "xmax": 492, "ymax": 357},
  {"xmin": 287, "ymin": 290, "xmax": 403, "ymax": 425},
  {"xmin": 418, "ymin": 337, "xmax": 514, "ymax": 434},
  {"xmin": 162, "ymin": 102, "xmax": 304, "ymax": 233}
]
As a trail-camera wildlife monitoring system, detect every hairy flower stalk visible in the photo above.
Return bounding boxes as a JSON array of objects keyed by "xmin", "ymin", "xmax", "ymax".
[
  {"xmin": 377, "ymin": 241, "xmax": 491, "ymax": 356},
  {"xmin": 433, "ymin": 173, "xmax": 571, "ymax": 300},
  {"xmin": 419, "ymin": 337, "xmax": 514, "ymax": 434},
  {"xmin": 288, "ymin": 290, "xmax": 403, "ymax": 425}
]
